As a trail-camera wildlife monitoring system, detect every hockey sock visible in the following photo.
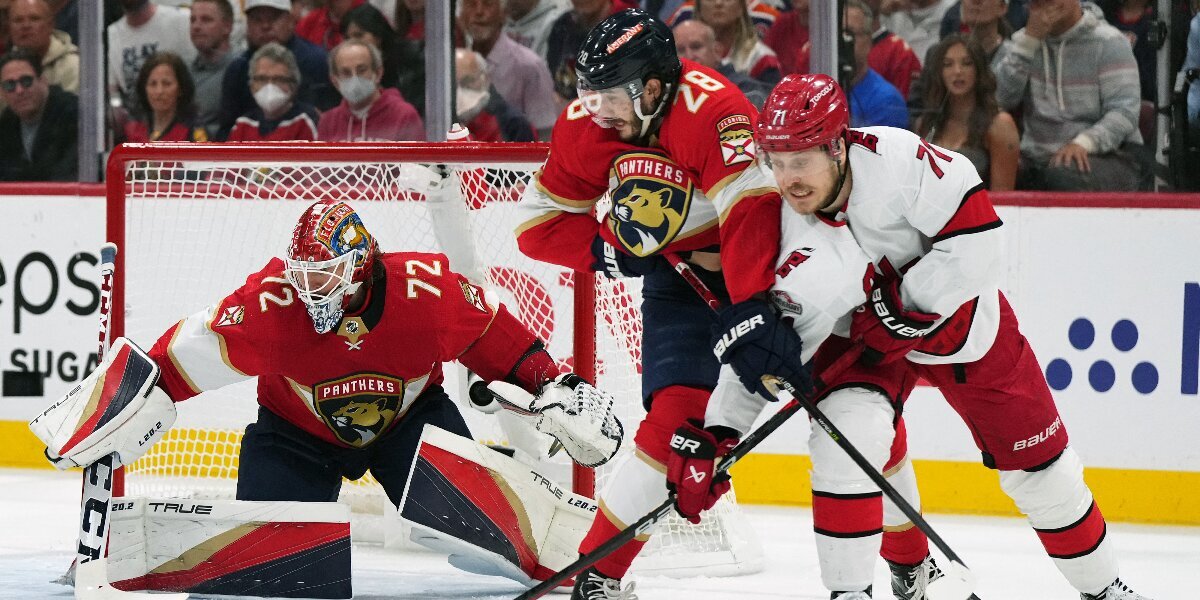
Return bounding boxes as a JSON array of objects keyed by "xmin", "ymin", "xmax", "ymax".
[
  {"xmin": 880, "ymin": 523, "xmax": 929, "ymax": 566},
  {"xmin": 1001, "ymin": 447, "xmax": 1116, "ymax": 593},
  {"xmin": 578, "ymin": 507, "xmax": 647, "ymax": 580},
  {"xmin": 813, "ymin": 490, "xmax": 884, "ymax": 591}
]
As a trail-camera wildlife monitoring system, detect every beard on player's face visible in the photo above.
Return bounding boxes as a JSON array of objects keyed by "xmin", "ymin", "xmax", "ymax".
[{"xmin": 769, "ymin": 150, "xmax": 840, "ymax": 215}]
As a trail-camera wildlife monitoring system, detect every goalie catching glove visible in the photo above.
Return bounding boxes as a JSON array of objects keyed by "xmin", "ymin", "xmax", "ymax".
[
  {"xmin": 28, "ymin": 337, "xmax": 176, "ymax": 469},
  {"xmin": 666, "ymin": 420, "xmax": 739, "ymax": 524},
  {"xmin": 469, "ymin": 373, "xmax": 623, "ymax": 467}
]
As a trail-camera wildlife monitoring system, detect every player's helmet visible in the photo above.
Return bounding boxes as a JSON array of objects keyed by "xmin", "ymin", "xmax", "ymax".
[
  {"xmin": 284, "ymin": 201, "xmax": 379, "ymax": 334},
  {"xmin": 576, "ymin": 9, "xmax": 681, "ymax": 93},
  {"xmin": 575, "ymin": 9, "xmax": 681, "ymax": 136},
  {"xmin": 756, "ymin": 73, "xmax": 849, "ymax": 153}
]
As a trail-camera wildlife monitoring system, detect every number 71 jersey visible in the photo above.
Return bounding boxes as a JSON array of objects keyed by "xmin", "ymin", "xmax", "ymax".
[{"xmin": 147, "ymin": 252, "xmax": 519, "ymax": 448}]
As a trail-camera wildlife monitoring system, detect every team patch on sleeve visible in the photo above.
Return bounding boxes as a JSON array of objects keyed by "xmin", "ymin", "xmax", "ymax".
[
  {"xmin": 460, "ymin": 280, "xmax": 488, "ymax": 313},
  {"xmin": 214, "ymin": 306, "xmax": 244, "ymax": 327},
  {"xmin": 717, "ymin": 115, "xmax": 755, "ymax": 166}
]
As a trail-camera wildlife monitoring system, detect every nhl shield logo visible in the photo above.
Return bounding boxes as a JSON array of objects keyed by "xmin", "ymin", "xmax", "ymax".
[
  {"xmin": 608, "ymin": 151, "xmax": 694, "ymax": 257},
  {"xmin": 314, "ymin": 373, "xmax": 405, "ymax": 447}
]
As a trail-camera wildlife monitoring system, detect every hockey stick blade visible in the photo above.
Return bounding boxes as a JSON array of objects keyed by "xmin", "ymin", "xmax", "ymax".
[{"xmin": 511, "ymin": 384, "xmax": 807, "ymax": 600}]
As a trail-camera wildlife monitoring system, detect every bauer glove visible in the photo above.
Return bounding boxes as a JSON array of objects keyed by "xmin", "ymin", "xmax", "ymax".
[
  {"xmin": 712, "ymin": 299, "xmax": 813, "ymax": 398},
  {"xmin": 666, "ymin": 420, "xmax": 739, "ymax": 524},
  {"xmin": 851, "ymin": 260, "xmax": 940, "ymax": 366}
]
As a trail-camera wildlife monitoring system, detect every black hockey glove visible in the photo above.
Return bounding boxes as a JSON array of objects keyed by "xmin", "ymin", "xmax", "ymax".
[
  {"xmin": 590, "ymin": 237, "xmax": 667, "ymax": 279},
  {"xmin": 666, "ymin": 420, "xmax": 738, "ymax": 524},
  {"xmin": 712, "ymin": 299, "xmax": 813, "ymax": 398}
]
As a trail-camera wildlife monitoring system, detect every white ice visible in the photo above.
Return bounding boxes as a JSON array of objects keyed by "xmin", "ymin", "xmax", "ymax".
[{"xmin": 1, "ymin": 468, "xmax": 1195, "ymax": 600}]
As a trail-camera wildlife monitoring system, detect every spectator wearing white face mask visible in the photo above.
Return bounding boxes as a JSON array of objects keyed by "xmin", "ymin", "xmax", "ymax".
[
  {"xmin": 227, "ymin": 41, "xmax": 320, "ymax": 141},
  {"xmin": 317, "ymin": 38, "xmax": 423, "ymax": 141},
  {"xmin": 454, "ymin": 47, "xmax": 535, "ymax": 141}
]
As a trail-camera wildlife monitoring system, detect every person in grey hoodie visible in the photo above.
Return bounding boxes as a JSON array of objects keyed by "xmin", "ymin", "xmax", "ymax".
[{"xmin": 994, "ymin": 0, "xmax": 1147, "ymax": 191}]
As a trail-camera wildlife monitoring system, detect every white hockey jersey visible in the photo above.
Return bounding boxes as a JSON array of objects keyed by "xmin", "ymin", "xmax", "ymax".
[
  {"xmin": 706, "ymin": 209, "xmax": 874, "ymax": 434},
  {"xmin": 837, "ymin": 127, "xmax": 1005, "ymax": 365}
]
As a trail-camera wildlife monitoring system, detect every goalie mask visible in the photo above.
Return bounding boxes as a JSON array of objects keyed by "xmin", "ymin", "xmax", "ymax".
[{"xmin": 285, "ymin": 201, "xmax": 379, "ymax": 334}]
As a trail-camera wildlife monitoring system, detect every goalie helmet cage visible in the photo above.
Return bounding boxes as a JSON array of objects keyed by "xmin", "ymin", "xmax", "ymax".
[{"xmin": 104, "ymin": 142, "xmax": 763, "ymax": 578}]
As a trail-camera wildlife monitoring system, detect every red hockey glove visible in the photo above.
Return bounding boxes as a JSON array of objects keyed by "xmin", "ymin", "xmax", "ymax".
[
  {"xmin": 666, "ymin": 420, "xmax": 738, "ymax": 525},
  {"xmin": 851, "ymin": 261, "xmax": 940, "ymax": 366}
]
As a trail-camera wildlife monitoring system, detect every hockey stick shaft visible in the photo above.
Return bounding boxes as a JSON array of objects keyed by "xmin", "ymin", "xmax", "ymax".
[
  {"xmin": 76, "ymin": 243, "xmax": 120, "ymax": 566},
  {"xmin": 513, "ymin": 375, "xmax": 806, "ymax": 600},
  {"xmin": 668, "ymin": 254, "xmax": 973, "ymax": 574}
]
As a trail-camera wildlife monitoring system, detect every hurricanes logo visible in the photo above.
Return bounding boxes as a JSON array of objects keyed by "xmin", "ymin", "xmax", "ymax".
[
  {"xmin": 608, "ymin": 152, "xmax": 693, "ymax": 256},
  {"xmin": 315, "ymin": 373, "xmax": 404, "ymax": 447}
]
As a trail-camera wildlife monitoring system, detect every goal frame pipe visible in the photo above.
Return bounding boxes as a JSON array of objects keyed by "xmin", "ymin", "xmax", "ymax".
[{"xmin": 103, "ymin": 142, "xmax": 605, "ymax": 498}]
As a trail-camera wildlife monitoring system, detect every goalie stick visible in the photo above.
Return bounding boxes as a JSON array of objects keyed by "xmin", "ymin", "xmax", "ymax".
[
  {"xmin": 665, "ymin": 254, "xmax": 976, "ymax": 600},
  {"xmin": 67, "ymin": 243, "xmax": 188, "ymax": 600}
]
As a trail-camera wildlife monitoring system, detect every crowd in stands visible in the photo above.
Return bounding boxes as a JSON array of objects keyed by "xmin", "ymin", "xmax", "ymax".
[{"xmin": 0, "ymin": 0, "xmax": 1196, "ymax": 191}]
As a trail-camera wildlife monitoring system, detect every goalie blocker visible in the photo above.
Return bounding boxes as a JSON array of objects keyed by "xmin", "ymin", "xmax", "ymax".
[{"xmin": 29, "ymin": 337, "xmax": 176, "ymax": 470}]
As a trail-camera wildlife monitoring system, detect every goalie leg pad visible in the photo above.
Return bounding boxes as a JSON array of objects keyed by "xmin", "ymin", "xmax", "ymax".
[
  {"xmin": 107, "ymin": 498, "xmax": 351, "ymax": 598},
  {"xmin": 399, "ymin": 425, "xmax": 597, "ymax": 587},
  {"xmin": 29, "ymin": 337, "xmax": 176, "ymax": 468}
]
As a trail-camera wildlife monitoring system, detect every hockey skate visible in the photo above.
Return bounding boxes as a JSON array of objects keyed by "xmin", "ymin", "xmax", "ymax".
[
  {"xmin": 570, "ymin": 567, "xmax": 638, "ymax": 600},
  {"xmin": 1080, "ymin": 578, "xmax": 1152, "ymax": 600},
  {"xmin": 832, "ymin": 588, "xmax": 873, "ymax": 600},
  {"xmin": 888, "ymin": 555, "xmax": 980, "ymax": 600}
]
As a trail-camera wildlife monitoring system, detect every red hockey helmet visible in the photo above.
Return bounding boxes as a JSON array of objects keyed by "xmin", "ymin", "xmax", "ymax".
[
  {"xmin": 756, "ymin": 73, "xmax": 849, "ymax": 153},
  {"xmin": 284, "ymin": 201, "xmax": 379, "ymax": 333}
]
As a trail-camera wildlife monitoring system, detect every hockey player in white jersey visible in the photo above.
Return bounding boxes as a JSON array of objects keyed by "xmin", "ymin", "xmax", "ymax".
[
  {"xmin": 709, "ymin": 73, "xmax": 1151, "ymax": 600},
  {"xmin": 665, "ymin": 94, "xmax": 959, "ymax": 598}
]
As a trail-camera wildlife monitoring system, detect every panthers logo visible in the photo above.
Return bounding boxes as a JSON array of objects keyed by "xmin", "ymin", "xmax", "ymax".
[
  {"xmin": 315, "ymin": 374, "xmax": 404, "ymax": 447},
  {"xmin": 314, "ymin": 203, "xmax": 376, "ymax": 268},
  {"xmin": 608, "ymin": 152, "xmax": 694, "ymax": 256}
]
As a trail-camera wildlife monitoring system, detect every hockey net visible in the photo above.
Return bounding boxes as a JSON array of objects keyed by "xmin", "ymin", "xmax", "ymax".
[{"xmin": 106, "ymin": 142, "xmax": 762, "ymax": 577}]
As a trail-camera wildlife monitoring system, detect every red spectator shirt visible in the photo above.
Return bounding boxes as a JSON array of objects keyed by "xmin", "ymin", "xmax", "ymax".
[
  {"xmin": 123, "ymin": 119, "xmax": 207, "ymax": 142},
  {"xmin": 296, "ymin": 0, "xmax": 365, "ymax": 50},
  {"xmin": 227, "ymin": 104, "xmax": 320, "ymax": 142}
]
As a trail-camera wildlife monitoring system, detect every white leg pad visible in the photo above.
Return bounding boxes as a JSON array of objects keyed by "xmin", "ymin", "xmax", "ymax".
[
  {"xmin": 809, "ymin": 388, "xmax": 895, "ymax": 593},
  {"xmin": 999, "ymin": 447, "xmax": 1117, "ymax": 594}
]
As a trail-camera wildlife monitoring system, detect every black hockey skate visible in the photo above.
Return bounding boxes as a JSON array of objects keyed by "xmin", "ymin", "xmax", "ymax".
[
  {"xmin": 570, "ymin": 567, "xmax": 638, "ymax": 600},
  {"xmin": 831, "ymin": 586, "xmax": 872, "ymax": 600},
  {"xmin": 1080, "ymin": 578, "xmax": 1152, "ymax": 600},
  {"xmin": 887, "ymin": 555, "xmax": 981, "ymax": 600}
]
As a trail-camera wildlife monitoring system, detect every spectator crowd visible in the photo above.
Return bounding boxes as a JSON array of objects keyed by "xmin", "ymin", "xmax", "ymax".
[{"xmin": 0, "ymin": 0, "xmax": 1196, "ymax": 191}]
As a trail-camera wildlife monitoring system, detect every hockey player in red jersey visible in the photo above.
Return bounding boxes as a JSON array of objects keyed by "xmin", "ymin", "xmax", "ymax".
[
  {"xmin": 711, "ymin": 73, "xmax": 1152, "ymax": 600},
  {"xmin": 515, "ymin": 9, "xmax": 933, "ymax": 600}
]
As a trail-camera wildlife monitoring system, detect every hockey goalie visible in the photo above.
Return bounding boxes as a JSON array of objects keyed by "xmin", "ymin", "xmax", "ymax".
[{"xmin": 29, "ymin": 200, "xmax": 623, "ymax": 597}]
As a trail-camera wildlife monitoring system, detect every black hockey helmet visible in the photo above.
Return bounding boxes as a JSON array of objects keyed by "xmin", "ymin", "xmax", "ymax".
[
  {"xmin": 575, "ymin": 9, "xmax": 681, "ymax": 140},
  {"xmin": 575, "ymin": 8, "xmax": 682, "ymax": 93}
]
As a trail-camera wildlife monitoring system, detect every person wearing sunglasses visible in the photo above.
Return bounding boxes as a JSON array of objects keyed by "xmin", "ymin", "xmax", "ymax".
[{"xmin": 0, "ymin": 46, "xmax": 77, "ymax": 181}]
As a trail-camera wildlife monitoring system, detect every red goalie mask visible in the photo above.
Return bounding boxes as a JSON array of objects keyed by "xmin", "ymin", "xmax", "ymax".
[{"xmin": 284, "ymin": 201, "xmax": 379, "ymax": 333}]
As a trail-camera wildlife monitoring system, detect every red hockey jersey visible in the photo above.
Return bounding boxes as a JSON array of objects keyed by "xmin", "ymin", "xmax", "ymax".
[
  {"xmin": 514, "ymin": 59, "xmax": 782, "ymax": 302},
  {"xmin": 148, "ymin": 252, "xmax": 551, "ymax": 448}
]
